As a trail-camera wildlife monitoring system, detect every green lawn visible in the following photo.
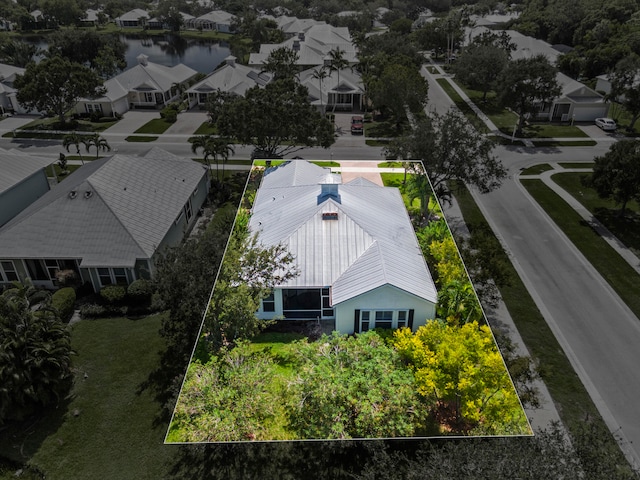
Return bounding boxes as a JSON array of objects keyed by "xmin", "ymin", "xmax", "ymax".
[
  {"xmin": 550, "ymin": 172, "xmax": 640, "ymax": 258},
  {"xmin": 0, "ymin": 314, "xmax": 177, "ymax": 480},
  {"xmin": 532, "ymin": 140, "xmax": 597, "ymax": 147},
  {"xmin": 453, "ymin": 183, "xmax": 629, "ymax": 469},
  {"xmin": 558, "ymin": 162, "xmax": 595, "ymax": 169},
  {"xmin": 192, "ymin": 121, "xmax": 217, "ymax": 136},
  {"xmin": 520, "ymin": 164, "xmax": 554, "ymax": 175},
  {"xmin": 436, "ymin": 79, "xmax": 489, "ymax": 134},
  {"xmin": 521, "ymin": 178, "xmax": 640, "ymax": 322},
  {"xmin": 51, "ymin": 164, "xmax": 82, "ymax": 182},
  {"xmin": 134, "ymin": 118, "xmax": 173, "ymax": 134}
]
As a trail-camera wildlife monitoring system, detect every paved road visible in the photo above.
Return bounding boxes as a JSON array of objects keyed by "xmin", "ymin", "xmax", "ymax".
[
  {"xmin": 471, "ymin": 149, "xmax": 640, "ymax": 465},
  {"xmin": 422, "ymin": 64, "xmax": 640, "ymax": 465}
]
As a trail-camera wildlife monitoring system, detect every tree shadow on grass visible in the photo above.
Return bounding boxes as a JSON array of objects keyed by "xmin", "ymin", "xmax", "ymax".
[{"xmin": 0, "ymin": 390, "xmax": 73, "ymax": 468}]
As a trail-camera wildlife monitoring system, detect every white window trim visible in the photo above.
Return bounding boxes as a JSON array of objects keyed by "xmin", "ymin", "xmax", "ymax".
[
  {"xmin": 0, "ymin": 260, "xmax": 18, "ymax": 282},
  {"xmin": 360, "ymin": 309, "xmax": 410, "ymax": 332}
]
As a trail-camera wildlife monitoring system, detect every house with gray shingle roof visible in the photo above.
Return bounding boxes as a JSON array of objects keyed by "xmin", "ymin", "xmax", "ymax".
[
  {"xmin": 75, "ymin": 54, "xmax": 198, "ymax": 116},
  {"xmin": 186, "ymin": 56, "xmax": 272, "ymax": 107},
  {"xmin": 0, "ymin": 148, "xmax": 209, "ymax": 292},
  {"xmin": 249, "ymin": 161, "xmax": 437, "ymax": 334},
  {"xmin": 299, "ymin": 65, "xmax": 364, "ymax": 111},
  {"xmin": 0, "ymin": 148, "xmax": 52, "ymax": 229}
]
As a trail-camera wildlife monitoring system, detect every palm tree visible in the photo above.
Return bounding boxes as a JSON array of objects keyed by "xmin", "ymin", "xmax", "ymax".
[
  {"xmin": 62, "ymin": 132, "xmax": 86, "ymax": 165},
  {"xmin": 211, "ymin": 138, "xmax": 235, "ymax": 181},
  {"xmin": 328, "ymin": 47, "xmax": 349, "ymax": 112},
  {"xmin": 0, "ymin": 280, "xmax": 72, "ymax": 422},
  {"xmin": 83, "ymin": 133, "xmax": 111, "ymax": 159},
  {"xmin": 311, "ymin": 66, "xmax": 329, "ymax": 115},
  {"xmin": 190, "ymin": 135, "xmax": 216, "ymax": 180}
]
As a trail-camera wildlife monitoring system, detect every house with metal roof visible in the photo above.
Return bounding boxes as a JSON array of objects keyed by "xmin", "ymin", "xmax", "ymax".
[
  {"xmin": 75, "ymin": 54, "xmax": 198, "ymax": 116},
  {"xmin": 0, "ymin": 148, "xmax": 209, "ymax": 292},
  {"xmin": 0, "ymin": 148, "xmax": 52, "ymax": 229},
  {"xmin": 115, "ymin": 8, "xmax": 149, "ymax": 28},
  {"xmin": 299, "ymin": 65, "xmax": 364, "ymax": 112},
  {"xmin": 249, "ymin": 161, "xmax": 437, "ymax": 334},
  {"xmin": 186, "ymin": 56, "xmax": 272, "ymax": 107},
  {"xmin": 249, "ymin": 27, "xmax": 357, "ymax": 71},
  {"xmin": 186, "ymin": 10, "xmax": 236, "ymax": 33}
]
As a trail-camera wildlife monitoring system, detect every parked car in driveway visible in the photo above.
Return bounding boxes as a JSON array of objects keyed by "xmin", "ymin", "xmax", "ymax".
[
  {"xmin": 350, "ymin": 116, "xmax": 364, "ymax": 135},
  {"xmin": 595, "ymin": 117, "xmax": 617, "ymax": 131}
]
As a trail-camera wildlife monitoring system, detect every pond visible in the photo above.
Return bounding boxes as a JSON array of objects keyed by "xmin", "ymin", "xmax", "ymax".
[{"xmin": 22, "ymin": 33, "xmax": 232, "ymax": 75}]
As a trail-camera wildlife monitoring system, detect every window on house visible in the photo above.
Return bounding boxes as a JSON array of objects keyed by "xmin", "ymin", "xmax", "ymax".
[
  {"xmin": 397, "ymin": 310, "xmax": 407, "ymax": 328},
  {"xmin": 26, "ymin": 259, "xmax": 48, "ymax": 280},
  {"xmin": 97, "ymin": 267, "xmax": 112, "ymax": 286},
  {"xmin": 361, "ymin": 311, "xmax": 370, "ymax": 332},
  {"xmin": 144, "ymin": 92, "xmax": 153, "ymax": 102},
  {"xmin": 321, "ymin": 287, "xmax": 333, "ymax": 317},
  {"xmin": 0, "ymin": 261, "xmax": 18, "ymax": 282},
  {"xmin": 262, "ymin": 292, "xmax": 275, "ymax": 312},
  {"xmin": 282, "ymin": 288, "xmax": 321, "ymax": 319},
  {"xmin": 184, "ymin": 198, "xmax": 193, "ymax": 222},
  {"xmin": 113, "ymin": 268, "xmax": 128, "ymax": 285},
  {"xmin": 375, "ymin": 311, "xmax": 393, "ymax": 329}
]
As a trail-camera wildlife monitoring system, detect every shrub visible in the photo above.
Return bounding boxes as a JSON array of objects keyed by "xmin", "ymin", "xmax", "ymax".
[
  {"xmin": 79, "ymin": 303, "xmax": 107, "ymax": 318},
  {"xmin": 127, "ymin": 279, "xmax": 154, "ymax": 299},
  {"xmin": 149, "ymin": 292, "xmax": 166, "ymax": 312},
  {"xmin": 160, "ymin": 105, "xmax": 179, "ymax": 123},
  {"xmin": 51, "ymin": 287, "xmax": 76, "ymax": 322},
  {"xmin": 99, "ymin": 285, "xmax": 126, "ymax": 304}
]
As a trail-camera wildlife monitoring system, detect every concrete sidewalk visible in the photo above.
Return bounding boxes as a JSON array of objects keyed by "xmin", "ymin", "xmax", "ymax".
[{"xmin": 420, "ymin": 62, "xmax": 614, "ymax": 147}]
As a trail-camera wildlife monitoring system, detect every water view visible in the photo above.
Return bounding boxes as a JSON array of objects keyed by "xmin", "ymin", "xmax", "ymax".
[{"xmin": 23, "ymin": 33, "xmax": 232, "ymax": 74}]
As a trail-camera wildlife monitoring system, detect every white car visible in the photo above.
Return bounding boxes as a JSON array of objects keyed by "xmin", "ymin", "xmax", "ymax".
[{"xmin": 595, "ymin": 118, "xmax": 617, "ymax": 131}]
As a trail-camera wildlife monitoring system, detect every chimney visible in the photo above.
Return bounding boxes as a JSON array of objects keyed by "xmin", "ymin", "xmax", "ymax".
[
  {"xmin": 298, "ymin": 31, "xmax": 305, "ymax": 42},
  {"xmin": 293, "ymin": 40, "xmax": 300, "ymax": 51},
  {"xmin": 137, "ymin": 54, "xmax": 149, "ymax": 66},
  {"xmin": 323, "ymin": 56, "xmax": 331, "ymax": 67},
  {"xmin": 317, "ymin": 173, "xmax": 341, "ymax": 204},
  {"xmin": 225, "ymin": 55, "xmax": 236, "ymax": 67}
]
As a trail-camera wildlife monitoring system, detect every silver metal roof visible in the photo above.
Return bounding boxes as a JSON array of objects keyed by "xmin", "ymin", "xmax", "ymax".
[
  {"xmin": 0, "ymin": 149, "xmax": 206, "ymax": 267},
  {"xmin": 249, "ymin": 161, "xmax": 437, "ymax": 305}
]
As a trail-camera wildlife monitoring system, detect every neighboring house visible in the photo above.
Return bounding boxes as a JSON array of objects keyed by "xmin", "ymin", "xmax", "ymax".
[
  {"xmin": 249, "ymin": 25, "xmax": 357, "ymax": 70},
  {"xmin": 0, "ymin": 63, "xmax": 30, "ymax": 114},
  {"xmin": 250, "ymin": 161, "xmax": 438, "ymax": 334},
  {"xmin": 266, "ymin": 15, "xmax": 325, "ymax": 37},
  {"xmin": 299, "ymin": 65, "xmax": 364, "ymax": 111},
  {"xmin": 0, "ymin": 148, "xmax": 209, "ymax": 292},
  {"xmin": 187, "ymin": 10, "xmax": 236, "ymax": 33},
  {"xmin": 186, "ymin": 56, "xmax": 271, "ymax": 107},
  {"xmin": 115, "ymin": 9, "xmax": 149, "ymax": 28},
  {"xmin": 0, "ymin": 148, "xmax": 52, "ymax": 228},
  {"xmin": 76, "ymin": 54, "xmax": 198, "ymax": 115},
  {"xmin": 535, "ymin": 72, "xmax": 609, "ymax": 122},
  {"xmin": 466, "ymin": 27, "xmax": 609, "ymax": 122},
  {"xmin": 81, "ymin": 9, "xmax": 103, "ymax": 27}
]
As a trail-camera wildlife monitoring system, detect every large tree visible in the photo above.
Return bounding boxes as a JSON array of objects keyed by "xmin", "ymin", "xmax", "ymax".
[
  {"xmin": 384, "ymin": 109, "xmax": 506, "ymax": 204},
  {"xmin": 585, "ymin": 139, "xmax": 640, "ymax": 216},
  {"xmin": 15, "ymin": 56, "xmax": 106, "ymax": 125},
  {"xmin": 47, "ymin": 30, "xmax": 127, "ymax": 77},
  {"xmin": 452, "ymin": 45, "xmax": 509, "ymax": 101},
  {"xmin": 394, "ymin": 321, "xmax": 528, "ymax": 435},
  {"xmin": 207, "ymin": 78, "xmax": 335, "ymax": 158},
  {"xmin": 495, "ymin": 54, "xmax": 561, "ymax": 135},
  {"xmin": 608, "ymin": 54, "xmax": 640, "ymax": 131},
  {"xmin": 40, "ymin": 0, "xmax": 84, "ymax": 26},
  {"xmin": 260, "ymin": 46, "xmax": 299, "ymax": 81},
  {"xmin": 0, "ymin": 281, "xmax": 72, "ymax": 423},
  {"xmin": 368, "ymin": 62, "xmax": 429, "ymax": 129},
  {"xmin": 153, "ymin": 0, "xmax": 186, "ymax": 32}
]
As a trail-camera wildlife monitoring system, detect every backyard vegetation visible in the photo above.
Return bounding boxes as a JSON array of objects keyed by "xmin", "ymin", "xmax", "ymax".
[{"xmin": 168, "ymin": 169, "xmax": 529, "ymax": 442}]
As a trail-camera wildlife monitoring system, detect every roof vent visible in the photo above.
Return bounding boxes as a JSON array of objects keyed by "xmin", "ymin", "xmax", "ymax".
[
  {"xmin": 84, "ymin": 190, "xmax": 93, "ymax": 199},
  {"xmin": 137, "ymin": 54, "xmax": 149, "ymax": 66},
  {"xmin": 68, "ymin": 190, "xmax": 77, "ymax": 199},
  {"xmin": 322, "ymin": 212, "xmax": 338, "ymax": 220}
]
